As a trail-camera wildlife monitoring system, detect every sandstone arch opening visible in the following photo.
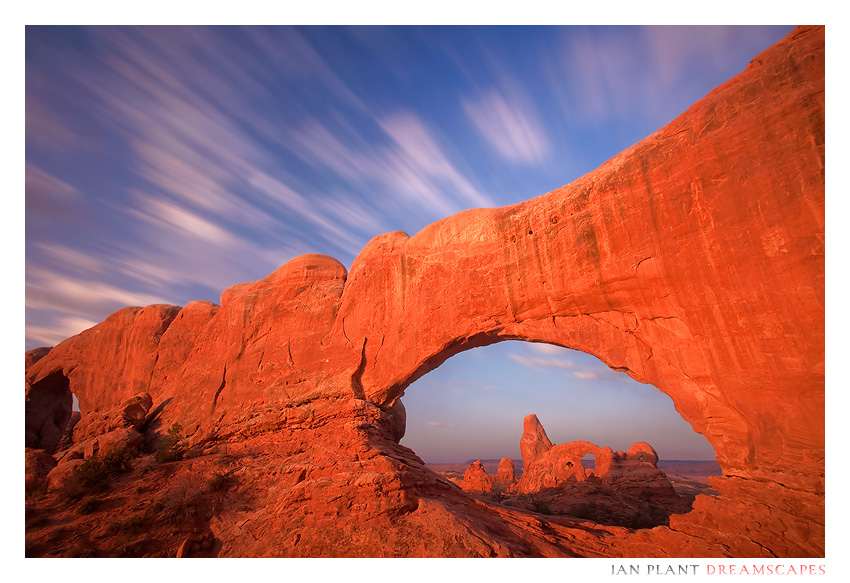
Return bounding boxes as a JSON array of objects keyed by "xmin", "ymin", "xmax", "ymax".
[{"xmin": 399, "ymin": 340, "xmax": 719, "ymax": 528}]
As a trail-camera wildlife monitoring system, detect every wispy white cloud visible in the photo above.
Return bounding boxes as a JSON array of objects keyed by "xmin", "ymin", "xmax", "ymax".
[
  {"xmin": 130, "ymin": 191, "xmax": 240, "ymax": 246},
  {"xmin": 317, "ymin": 192, "xmax": 387, "ymax": 236},
  {"xmin": 641, "ymin": 26, "xmax": 780, "ymax": 89},
  {"xmin": 547, "ymin": 26, "xmax": 787, "ymax": 127},
  {"xmin": 426, "ymin": 421, "xmax": 444, "ymax": 427},
  {"xmin": 573, "ymin": 371, "xmax": 600, "ymax": 380},
  {"xmin": 379, "ymin": 112, "xmax": 494, "ymax": 211},
  {"xmin": 510, "ymin": 354, "xmax": 575, "ymax": 369},
  {"xmin": 35, "ymin": 243, "xmax": 104, "ymax": 276},
  {"xmin": 26, "ymin": 316, "xmax": 100, "ymax": 347},
  {"xmin": 247, "ymin": 171, "xmax": 364, "ymax": 252},
  {"xmin": 248, "ymin": 27, "xmax": 369, "ymax": 115},
  {"xmin": 291, "ymin": 118, "xmax": 375, "ymax": 182},
  {"xmin": 26, "ymin": 264, "xmax": 176, "ymax": 347},
  {"xmin": 25, "ymin": 164, "xmax": 78, "ymax": 202},
  {"xmin": 529, "ymin": 343, "xmax": 568, "ymax": 355},
  {"xmin": 462, "ymin": 92, "xmax": 549, "ymax": 165},
  {"xmin": 289, "ymin": 112, "xmax": 493, "ymax": 221}
]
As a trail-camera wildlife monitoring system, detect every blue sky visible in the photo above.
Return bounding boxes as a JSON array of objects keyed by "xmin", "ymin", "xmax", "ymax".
[{"xmin": 25, "ymin": 25, "xmax": 793, "ymax": 462}]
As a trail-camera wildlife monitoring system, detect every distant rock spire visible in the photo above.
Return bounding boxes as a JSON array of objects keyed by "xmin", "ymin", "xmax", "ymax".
[{"xmin": 519, "ymin": 413, "xmax": 554, "ymax": 467}]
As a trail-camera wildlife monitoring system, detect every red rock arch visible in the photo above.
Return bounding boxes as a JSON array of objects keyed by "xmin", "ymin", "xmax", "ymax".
[
  {"xmin": 331, "ymin": 29, "xmax": 824, "ymax": 504},
  {"xmin": 24, "ymin": 26, "xmax": 824, "ymax": 557}
]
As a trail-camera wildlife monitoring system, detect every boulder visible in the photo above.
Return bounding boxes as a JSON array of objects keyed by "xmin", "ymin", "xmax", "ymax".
[
  {"xmin": 46, "ymin": 458, "xmax": 86, "ymax": 491},
  {"xmin": 84, "ymin": 427, "xmax": 143, "ymax": 459},
  {"xmin": 120, "ymin": 393, "xmax": 153, "ymax": 430}
]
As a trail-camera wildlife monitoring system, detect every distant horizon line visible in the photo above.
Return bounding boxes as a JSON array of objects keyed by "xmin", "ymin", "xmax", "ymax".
[{"xmin": 425, "ymin": 458, "xmax": 720, "ymax": 465}]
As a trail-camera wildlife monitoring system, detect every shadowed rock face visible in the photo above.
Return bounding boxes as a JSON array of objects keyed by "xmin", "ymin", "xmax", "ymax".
[
  {"xmin": 25, "ymin": 370, "xmax": 72, "ymax": 453},
  {"xmin": 24, "ymin": 26, "xmax": 824, "ymax": 557}
]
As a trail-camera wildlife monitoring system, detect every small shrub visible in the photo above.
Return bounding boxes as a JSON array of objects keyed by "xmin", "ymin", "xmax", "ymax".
[
  {"xmin": 157, "ymin": 423, "xmax": 185, "ymax": 463},
  {"xmin": 62, "ymin": 447, "xmax": 135, "ymax": 500},
  {"xmin": 63, "ymin": 460, "xmax": 110, "ymax": 500},
  {"xmin": 626, "ymin": 511, "xmax": 651, "ymax": 529},
  {"xmin": 159, "ymin": 477, "xmax": 204, "ymax": 519},
  {"xmin": 206, "ymin": 472, "xmax": 228, "ymax": 492},
  {"xmin": 122, "ymin": 513, "xmax": 146, "ymax": 534},
  {"xmin": 570, "ymin": 502, "xmax": 600, "ymax": 521},
  {"xmin": 531, "ymin": 499, "xmax": 552, "ymax": 515},
  {"xmin": 77, "ymin": 496, "xmax": 100, "ymax": 515},
  {"xmin": 102, "ymin": 446, "xmax": 135, "ymax": 473}
]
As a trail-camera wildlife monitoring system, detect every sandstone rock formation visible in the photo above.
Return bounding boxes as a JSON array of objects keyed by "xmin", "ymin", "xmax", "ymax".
[
  {"xmin": 461, "ymin": 460, "xmax": 494, "ymax": 494},
  {"xmin": 514, "ymin": 415, "xmax": 678, "ymax": 498},
  {"xmin": 83, "ymin": 427, "xmax": 144, "ymax": 460},
  {"xmin": 74, "ymin": 392, "xmax": 153, "ymax": 443},
  {"xmin": 494, "ymin": 457, "xmax": 517, "ymax": 489},
  {"xmin": 520, "ymin": 414, "xmax": 554, "ymax": 468},
  {"xmin": 24, "ymin": 26, "xmax": 824, "ymax": 557},
  {"xmin": 457, "ymin": 415, "xmax": 678, "ymax": 504},
  {"xmin": 46, "ymin": 458, "xmax": 85, "ymax": 492},
  {"xmin": 25, "ymin": 347, "xmax": 52, "ymax": 369}
]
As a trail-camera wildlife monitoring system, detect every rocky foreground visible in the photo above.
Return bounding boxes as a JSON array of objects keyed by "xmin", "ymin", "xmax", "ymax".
[{"xmin": 25, "ymin": 26, "xmax": 824, "ymax": 557}]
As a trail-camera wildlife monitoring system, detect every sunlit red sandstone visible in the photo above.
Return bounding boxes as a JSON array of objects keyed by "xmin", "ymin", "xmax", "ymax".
[{"xmin": 25, "ymin": 26, "xmax": 824, "ymax": 557}]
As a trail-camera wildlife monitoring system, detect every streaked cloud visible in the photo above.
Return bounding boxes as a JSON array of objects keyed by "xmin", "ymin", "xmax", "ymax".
[
  {"xmin": 510, "ymin": 354, "xmax": 575, "ymax": 369},
  {"xmin": 26, "ymin": 164, "xmax": 78, "ymax": 202},
  {"xmin": 35, "ymin": 243, "xmax": 104, "ymax": 276},
  {"xmin": 247, "ymin": 171, "xmax": 365, "ymax": 251},
  {"xmin": 26, "ymin": 316, "xmax": 100, "ymax": 348},
  {"xmin": 529, "ymin": 343, "xmax": 568, "ymax": 355},
  {"xmin": 573, "ymin": 371, "xmax": 600, "ymax": 380},
  {"xmin": 378, "ymin": 111, "xmax": 495, "ymax": 212},
  {"xmin": 26, "ymin": 266, "xmax": 171, "ymax": 318},
  {"xmin": 130, "ymin": 192, "xmax": 240, "ymax": 246},
  {"xmin": 462, "ymin": 92, "xmax": 549, "ymax": 165},
  {"xmin": 24, "ymin": 22, "xmax": 792, "ymax": 404}
]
